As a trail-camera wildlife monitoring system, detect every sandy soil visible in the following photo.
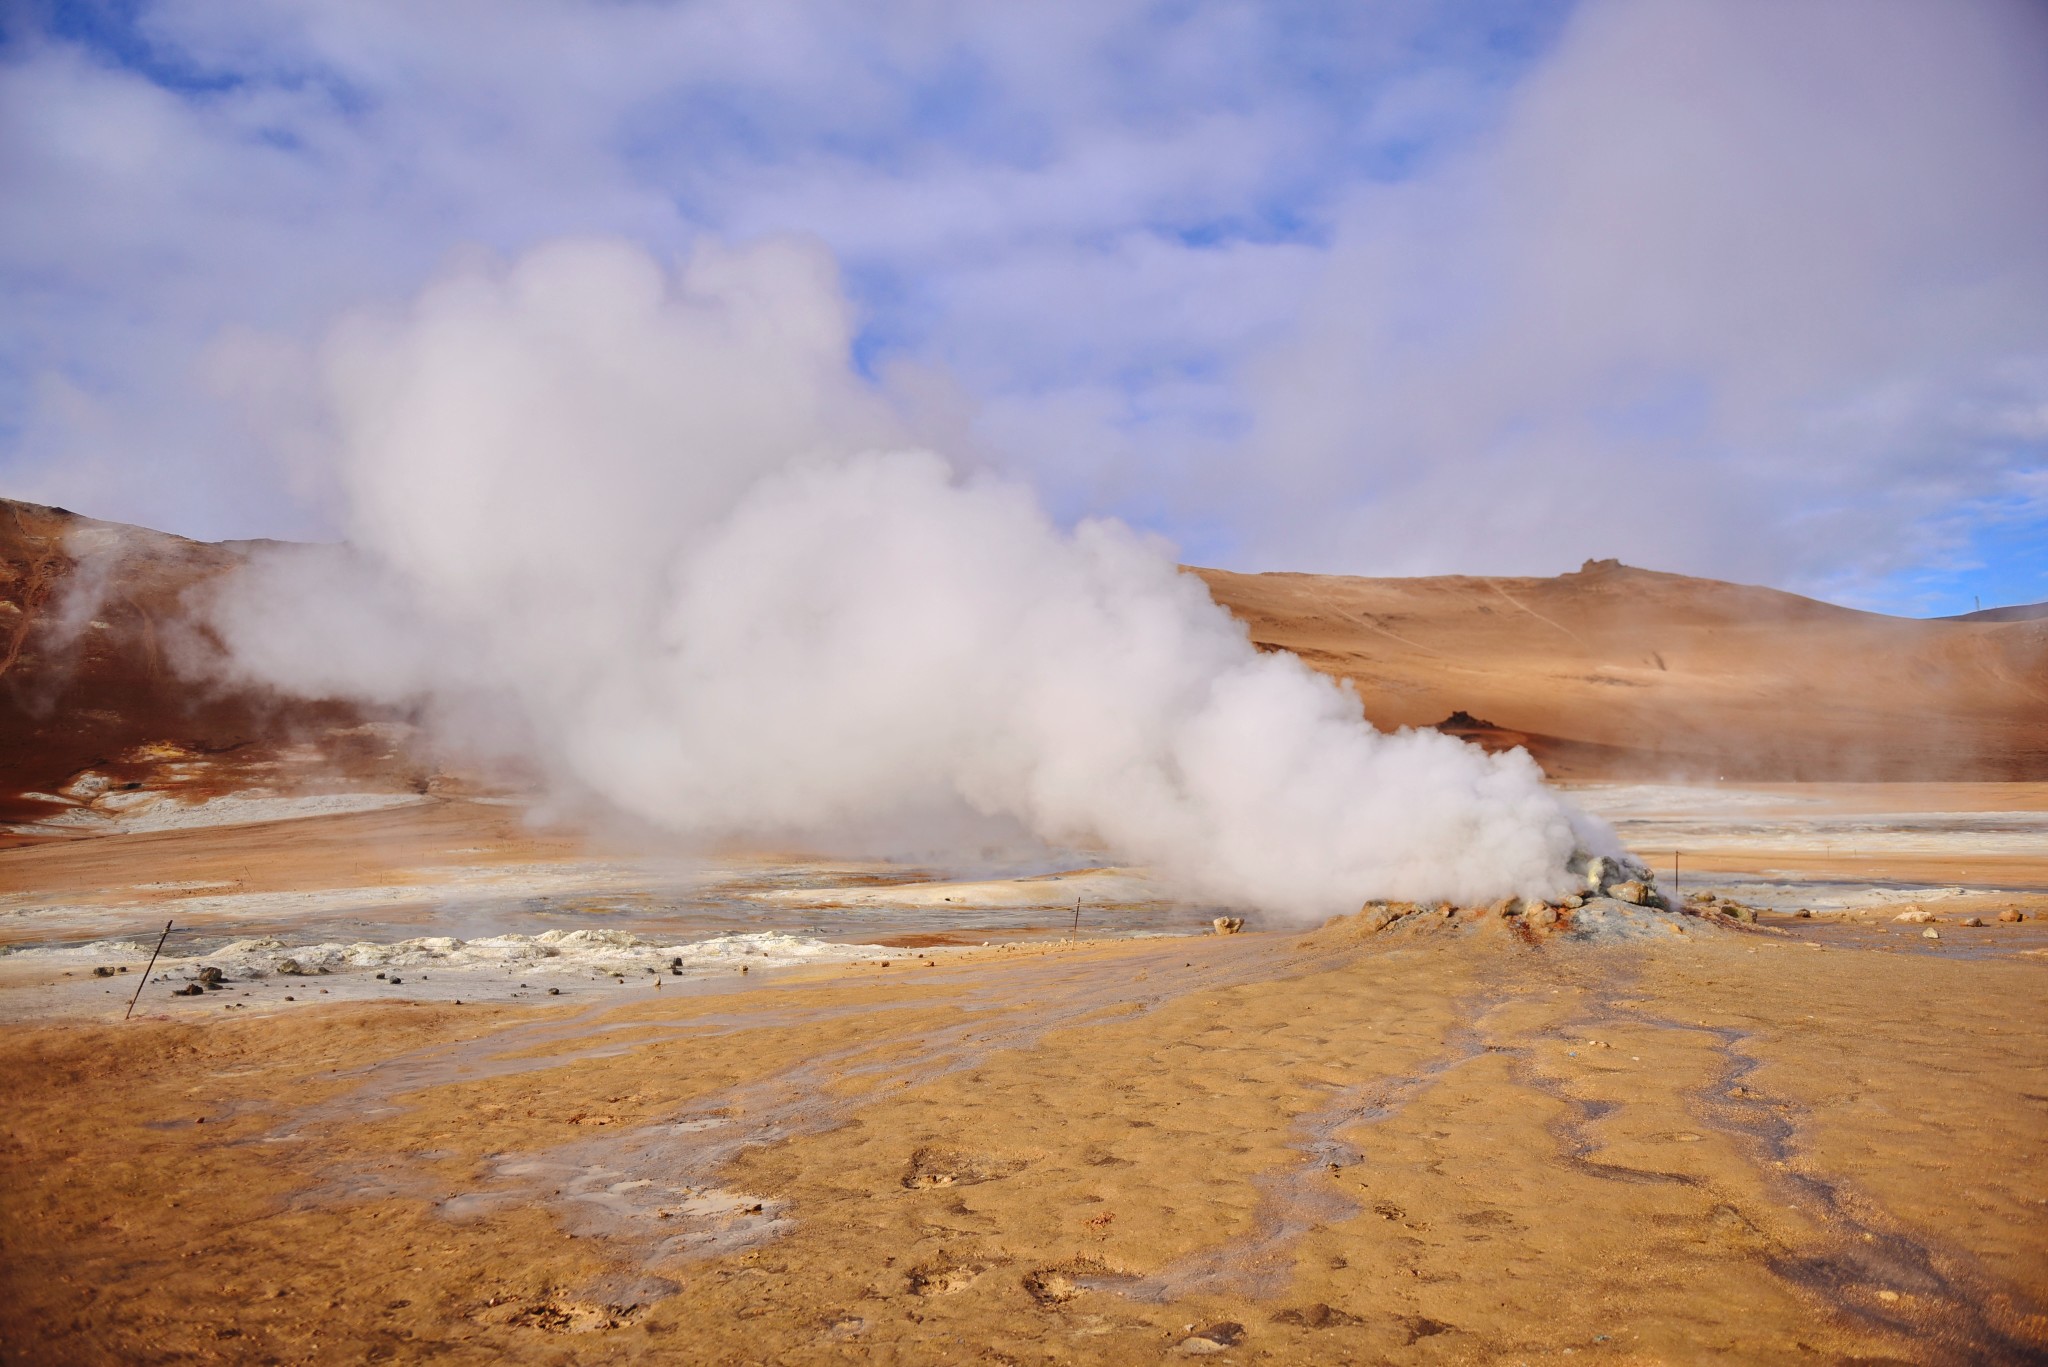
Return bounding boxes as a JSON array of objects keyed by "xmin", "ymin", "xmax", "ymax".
[
  {"xmin": 4, "ymin": 913, "xmax": 2045, "ymax": 1365},
  {"xmin": 2, "ymin": 783, "xmax": 2046, "ymax": 1364}
]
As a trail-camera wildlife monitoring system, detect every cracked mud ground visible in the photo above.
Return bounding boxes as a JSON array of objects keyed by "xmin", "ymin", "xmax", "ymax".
[{"xmin": 3, "ymin": 920, "xmax": 2045, "ymax": 1365}]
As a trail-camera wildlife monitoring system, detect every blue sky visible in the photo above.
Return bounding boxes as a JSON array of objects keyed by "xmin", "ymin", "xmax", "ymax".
[{"xmin": 3, "ymin": 0, "xmax": 2045, "ymax": 616}]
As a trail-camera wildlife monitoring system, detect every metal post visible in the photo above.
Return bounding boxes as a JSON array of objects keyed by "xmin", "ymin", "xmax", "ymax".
[{"xmin": 125, "ymin": 920, "xmax": 174, "ymax": 1020}]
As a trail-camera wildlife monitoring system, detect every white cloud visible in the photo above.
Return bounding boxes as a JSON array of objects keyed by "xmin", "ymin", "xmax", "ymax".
[
  {"xmin": 1233, "ymin": 0, "xmax": 2048, "ymax": 589},
  {"xmin": 1, "ymin": 0, "xmax": 2043, "ymax": 606}
]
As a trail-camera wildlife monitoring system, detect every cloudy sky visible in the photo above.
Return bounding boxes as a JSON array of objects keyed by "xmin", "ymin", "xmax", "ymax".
[{"xmin": 3, "ymin": 0, "xmax": 2045, "ymax": 615}]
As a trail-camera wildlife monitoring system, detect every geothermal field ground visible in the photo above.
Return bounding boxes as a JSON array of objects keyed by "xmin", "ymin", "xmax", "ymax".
[{"xmin": 3, "ymin": 500, "xmax": 2047, "ymax": 1364}]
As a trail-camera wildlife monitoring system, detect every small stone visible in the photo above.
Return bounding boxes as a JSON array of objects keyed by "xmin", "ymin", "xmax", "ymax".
[
  {"xmin": 1893, "ymin": 910, "xmax": 1935, "ymax": 924},
  {"xmin": 197, "ymin": 966, "xmax": 225, "ymax": 987},
  {"xmin": 389, "ymin": 976, "xmax": 403, "ymax": 984},
  {"xmin": 277, "ymin": 959, "xmax": 302, "ymax": 976},
  {"xmin": 1525, "ymin": 905, "xmax": 1560, "ymax": 929},
  {"xmin": 1561, "ymin": 894, "xmax": 1584, "ymax": 909},
  {"xmin": 1961, "ymin": 916, "xmax": 1985, "ymax": 927},
  {"xmin": 1998, "ymin": 909, "xmax": 2023, "ymax": 923},
  {"xmin": 1175, "ymin": 1323, "xmax": 1244, "ymax": 1353},
  {"xmin": 548, "ymin": 987, "xmax": 561, "ymax": 995},
  {"xmin": 1212, "ymin": 917, "xmax": 1244, "ymax": 935},
  {"xmin": 283, "ymin": 995, "xmax": 294, "ymax": 1001},
  {"xmin": 1794, "ymin": 908, "xmax": 1813, "ymax": 919},
  {"xmin": 1922, "ymin": 929, "xmax": 1940, "ymax": 941}
]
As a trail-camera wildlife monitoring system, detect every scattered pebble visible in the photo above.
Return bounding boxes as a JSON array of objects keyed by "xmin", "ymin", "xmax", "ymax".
[
  {"xmin": 1999, "ymin": 909, "xmax": 2024, "ymax": 923},
  {"xmin": 1961, "ymin": 917, "xmax": 1985, "ymax": 927},
  {"xmin": 1894, "ymin": 910, "xmax": 1935, "ymax": 924},
  {"xmin": 1922, "ymin": 929, "xmax": 1940, "ymax": 941}
]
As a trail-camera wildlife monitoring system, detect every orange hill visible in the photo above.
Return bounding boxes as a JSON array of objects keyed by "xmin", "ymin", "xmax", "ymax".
[
  {"xmin": 6, "ymin": 498, "xmax": 2045, "ymax": 817},
  {"xmin": 1196, "ymin": 560, "xmax": 2048, "ymax": 781}
]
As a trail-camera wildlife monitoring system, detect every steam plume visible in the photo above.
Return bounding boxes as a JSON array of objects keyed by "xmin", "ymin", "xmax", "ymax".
[{"xmin": 204, "ymin": 237, "xmax": 1611, "ymax": 921}]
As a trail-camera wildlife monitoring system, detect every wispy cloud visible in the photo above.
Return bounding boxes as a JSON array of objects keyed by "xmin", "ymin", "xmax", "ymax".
[{"xmin": 2, "ymin": 0, "xmax": 2043, "ymax": 611}]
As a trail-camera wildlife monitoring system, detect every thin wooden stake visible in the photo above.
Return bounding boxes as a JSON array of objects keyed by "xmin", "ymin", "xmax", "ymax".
[
  {"xmin": 1071, "ymin": 899, "xmax": 1081, "ymax": 936},
  {"xmin": 1673, "ymin": 850, "xmax": 1680, "ymax": 902},
  {"xmin": 126, "ymin": 920, "xmax": 174, "ymax": 1020}
]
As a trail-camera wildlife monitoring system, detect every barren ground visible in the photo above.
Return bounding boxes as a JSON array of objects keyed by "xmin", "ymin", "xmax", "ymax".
[
  {"xmin": 3, "ymin": 786, "xmax": 2046, "ymax": 1365},
  {"xmin": 5, "ymin": 503, "xmax": 2046, "ymax": 1363}
]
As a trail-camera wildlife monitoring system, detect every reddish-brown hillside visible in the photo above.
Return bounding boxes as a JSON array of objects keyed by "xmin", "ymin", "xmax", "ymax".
[{"xmin": 0, "ymin": 499, "xmax": 414, "ymax": 837}]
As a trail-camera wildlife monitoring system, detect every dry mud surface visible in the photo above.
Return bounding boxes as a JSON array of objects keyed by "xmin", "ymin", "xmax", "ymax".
[{"xmin": 4, "ymin": 788, "xmax": 2048, "ymax": 1365}]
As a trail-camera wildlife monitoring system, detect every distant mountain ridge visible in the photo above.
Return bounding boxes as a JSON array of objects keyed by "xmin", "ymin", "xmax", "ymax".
[
  {"xmin": 1944, "ymin": 601, "xmax": 2048, "ymax": 623},
  {"xmin": 6, "ymin": 499, "xmax": 2046, "ymax": 830}
]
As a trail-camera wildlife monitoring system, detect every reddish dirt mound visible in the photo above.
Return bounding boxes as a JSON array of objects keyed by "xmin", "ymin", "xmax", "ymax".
[
  {"xmin": 0, "ymin": 500, "xmax": 418, "ymax": 840},
  {"xmin": 1196, "ymin": 560, "xmax": 2048, "ymax": 780}
]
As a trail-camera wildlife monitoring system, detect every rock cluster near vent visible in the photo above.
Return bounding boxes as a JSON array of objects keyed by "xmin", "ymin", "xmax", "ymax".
[{"xmin": 1356, "ymin": 851, "xmax": 1756, "ymax": 944}]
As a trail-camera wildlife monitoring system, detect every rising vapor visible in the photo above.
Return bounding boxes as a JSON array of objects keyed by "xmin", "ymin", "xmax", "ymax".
[{"xmin": 200, "ymin": 238, "xmax": 1612, "ymax": 921}]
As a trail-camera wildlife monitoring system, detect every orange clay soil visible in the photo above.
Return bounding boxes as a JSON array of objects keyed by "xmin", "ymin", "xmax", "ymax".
[
  {"xmin": 1197, "ymin": 562, "xmax": 2048, "ymax": 781},
  {"xmin": 4, "ymin": 919, "xmax": 2045, "ymax": 1365},
  {"xmin": 0, "ymin": 799, "xmax": 591, "ymax": 919}
]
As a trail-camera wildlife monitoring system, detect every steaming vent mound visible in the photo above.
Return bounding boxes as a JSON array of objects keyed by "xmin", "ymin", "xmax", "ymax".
[{"xmin": 1348, "ymin": 851, "xmax": 1746, "ymax": 945}]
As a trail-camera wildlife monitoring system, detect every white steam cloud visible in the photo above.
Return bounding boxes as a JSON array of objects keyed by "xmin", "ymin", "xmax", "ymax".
[{"xmin": 205, "ymin": 237, "xmax": 1610, "ymax": 921}]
